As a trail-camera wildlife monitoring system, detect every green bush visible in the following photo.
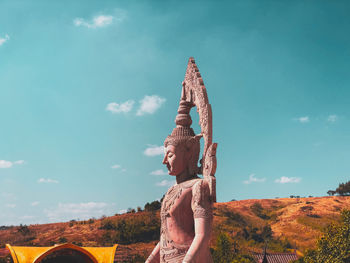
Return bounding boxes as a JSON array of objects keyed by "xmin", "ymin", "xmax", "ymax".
[
  {"xmin": 212, "ymin": 233, "xmax": 254, "ymax": 263},
  {"xmin": 250, "ymin": 203, "xmax": 270, "ymax": 220},
  {"xmin": 298, "ymin": 210, "xmax": 350, "ymax": 263},
  {"xmin": 99, "ymin": 212, "xmax": 160, "ymax": 245}
]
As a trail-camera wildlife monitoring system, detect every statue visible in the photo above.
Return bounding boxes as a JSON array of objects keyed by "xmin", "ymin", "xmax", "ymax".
[{"xmin": 146, "ymin": 58, "xmax": 218, "ymax": 263}]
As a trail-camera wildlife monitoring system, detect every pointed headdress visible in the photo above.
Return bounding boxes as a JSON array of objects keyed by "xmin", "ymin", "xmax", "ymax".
[{"xmin": 164, "ymin": 57, "xmax": 218, "ymax": 202}]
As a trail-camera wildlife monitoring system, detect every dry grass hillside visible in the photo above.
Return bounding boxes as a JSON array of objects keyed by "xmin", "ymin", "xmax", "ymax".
[
  {"xmin": 215, "ymin": 196, "xmax": 350, "ymax": 251},
  {"xmin": 1, "ymin": 196, "xmax": 349, "ymax": 261}
]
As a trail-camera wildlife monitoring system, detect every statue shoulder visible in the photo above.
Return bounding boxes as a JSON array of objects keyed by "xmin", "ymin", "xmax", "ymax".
[
  {"xmin": 191, "ymin": 179, "xmax": 212, "ymax": 219},
  {"xmin": 192, "ymin": 179, "xmax": 210, "ymax": 199}
]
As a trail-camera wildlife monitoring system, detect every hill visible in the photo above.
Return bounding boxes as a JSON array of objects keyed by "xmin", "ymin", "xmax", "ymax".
[{"xmin": 1, "ymin": 196, "xmax": 349, "ymax": 261}]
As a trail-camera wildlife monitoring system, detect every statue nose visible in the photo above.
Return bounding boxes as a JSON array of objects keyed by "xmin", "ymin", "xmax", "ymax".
[{"xmin": 162, "ymin": 155, "xmax": 168, "ymax": 164}]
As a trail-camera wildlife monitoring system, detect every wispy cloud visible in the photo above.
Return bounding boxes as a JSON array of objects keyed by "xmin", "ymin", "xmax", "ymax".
[
  {"xmin": 111, "ymin": 164, "xmax": 121, "ymax": 169},
  {"xmin": 156, "ymin": 180, "xmax": 175, "ymax": 187},
  {"xmin": 44, "ymin": 202, "xmax": 113, "ymax": 221},
  {"xmin": 38, "ymin": 178, "xmax": 59, "ymax": 184},
  {"xmin": 5, "ymin": 204, "xmax": 16, "ymax": 208},
  {"xmin": 0, "ymin": 160, "xmax": 25, "ymax": 168},
  {"xmin": 275, "ymin": 176, "xmax": 301, "ymax": 184},
  {"xmin": 106, "ymin": 100, "xmax": 134, "ymax": 114},
  {"xmin": 144, "ymin": 145, "xmax": 164, "ymax": 157},
  {"xmin": 74, "ymin": 15, "xmax": 117, "ymax": 29},
  {"xmin": 0, "ymin": 34, "xmax": 9, "ymax": 46},
  {"xmin": 150, "ymin": 169, "xmax": 168, "ymax": 176},
  {"xmin": 295, "ymin": 116, "xmax": 309, "ymax": 123},
  {"xmin": 327, "ymin": 115, "xmax": 338, "ymax": 123},
  {"xmin": 111, "ymin": 164, "xmax": 126, "ymax": 172},
  {"xmin": 136, "ymin": 95, "xmax": 166, "ymax": 116},
  {"xmin": 243, "ymin": 174, "xmax": 266, "ymax": 184},
  {"xmin": 31, "ymin": 201, "xmax": 40, "ymax": 206}
]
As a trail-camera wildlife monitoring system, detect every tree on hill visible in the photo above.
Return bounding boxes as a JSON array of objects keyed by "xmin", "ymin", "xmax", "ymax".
[
  {"xmin": 336, "ymin": 181, "xmax": 350, "ymax": 196},
  {"xmin": 17, "ymin": 224, "xmax": 30, "ymax": 236},
  {"xmin": 295, "ymin": 209, "xmax": 350, "ymax": 263},
  {"xmin": 327, "ymin": 190, "xmax": 336, "ymax": 196},
  {"xmin": 144, "ymin": 200, "xmax": 161, "ymax": 212},
  {"xmin": 328, "ymin": 181, "xmax": 350, "ymax": 196},
  {"xmin": 212, "ymin": 233, "xmax": 254, "ymax": 263}
]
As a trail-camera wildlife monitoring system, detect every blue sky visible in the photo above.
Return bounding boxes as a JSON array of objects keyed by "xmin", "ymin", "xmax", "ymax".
[{"xmin": 1, "ymin": 0, "xmax": 349, "ymax": 225}]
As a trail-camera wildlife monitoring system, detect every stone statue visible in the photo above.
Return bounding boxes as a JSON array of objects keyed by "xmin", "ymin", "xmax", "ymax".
[{"xmin": 146, "ymin": 58, "xmax": 217, "ymax": 263}]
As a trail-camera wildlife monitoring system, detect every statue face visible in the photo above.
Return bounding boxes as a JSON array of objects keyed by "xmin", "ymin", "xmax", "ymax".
[{"xmin": 162, "ymin": 144, "xmax": 187, "ymax": 176}]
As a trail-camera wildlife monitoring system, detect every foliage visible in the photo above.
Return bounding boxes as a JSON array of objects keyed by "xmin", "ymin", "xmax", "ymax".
[
  {"xmin": 212, "ymin": 233, "xmax": 254, "ymax": 263},
  {"xmin": 240, "ymin": 225, "xmax": 272, "ymax": 243},
  {"xmin": 250, "ymin": 203, "xmax": 270, "ymax": 220},
  {"xmin": 297, "ymin": 210, "xmax": 350, "ymax": 263},
  {"xmin": 58, "ymin": 237, "xmax": 68, "ymax": 243},
  {"xmin": 327, "ymin": 190, "xmax": 336, "ymax": 196},
  {"xmin": 328, "ymin": 181, "xmax": 350, "ymax": 196},
  {"xmin": 219, "ymin": 208, "xmax": 247, "ymax": 227},
  {"xmin": 336, "ymin": 181, "xmax": 350, "ymax": 196},
  {"xmin": 100, "ymin": 212, "xmax": 160, "ymax": 245},
  {"xmin": 144, "ymin": 201, "xmax": 161, "ymax": 212},
  {"xmin": 212, "ymin": 233, "xmax": 235, "ymax": 263},
  {"xmin": 17, "ymin": 224, "xmax": 30, "ymax": 236}
]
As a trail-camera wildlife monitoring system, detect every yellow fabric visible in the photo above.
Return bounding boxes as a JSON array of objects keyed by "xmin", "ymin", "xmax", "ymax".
[{"xmin": 6, "ymin": 243, "xmax": 118, "ymax": 263}]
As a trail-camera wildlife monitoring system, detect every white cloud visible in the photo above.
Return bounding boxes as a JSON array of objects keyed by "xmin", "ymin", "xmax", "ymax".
[
  {"xmin": 31, "ymin": 201, "xmax": 40, "ymax": 206},
  {"xmin": 275, "ymin": 176, "xmax": 301, "ymax": 184},
  {"xmin": 38, "ymin": 178, "xmax": 59, "ymax": 184},
  {"xmin": 144, "ymin": 145, "xmax": 164, "ymax": 157},
  {"xmin": 295, "ymin": 116, "xmax": 309, "ymax": 123},
  {"xmin": 111, "ymin": 164, "xmax": 121, "ymax": 169},
  {"xmin": 106, "ymin": 100, "xmax": 134, "ymax": 114},
  {"xmin": 243, "ymin": 174, "xmax": 266, "ymax": 184},
  {"xmin": 118, "ymin": 209, "xmax": 127, "ymax": 214},
  {"xmin": 156, "ymin": 180, "xmax": 175, "ymax": 187},
  {"xmin": 0, "ymin": 160, "xmax": 12, "ymax": 168},
  {"xmin": 150, "ymin": 169, "xmax": 168, "ymax": 176},
  {"xmin": 5, "ymin": 204, "xmax": 16, "ymax": 208},
  {"xmin": 44, "ymin": 202, "xmax": 113, "ymax": 221},
  {"xmin": 0, "ymin": 34, "xmax": 9, "ymax": 46},
  {"xmin": 0, "ymin": 160, "xmax": 25, "ymax": 168},
  {"xmin": 136, "ymin": 95, "xmax": 166, "ymax": 116},
  {"xmin": 74, "ymin": 15, "xmax": 115, "ymax": 29},
  {"xmin": 327, "ymin": 115, "xmax": 338, "ymax": 122}
]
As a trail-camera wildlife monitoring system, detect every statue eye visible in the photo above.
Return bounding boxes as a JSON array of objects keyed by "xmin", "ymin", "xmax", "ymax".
[{"xmin": 168, "ymin": 153, "xmax": 174, "ymax": 158}]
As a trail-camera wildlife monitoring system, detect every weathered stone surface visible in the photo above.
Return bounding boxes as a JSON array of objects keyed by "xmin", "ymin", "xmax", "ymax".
[{"xmin": 146, "ymin": 58, "xmax": 217, "ymax": 263}]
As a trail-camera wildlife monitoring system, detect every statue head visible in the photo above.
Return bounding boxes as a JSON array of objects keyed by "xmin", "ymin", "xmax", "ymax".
[{"xmin": 163, "ymin": 99, "xmax": 201, "ymax": 177}]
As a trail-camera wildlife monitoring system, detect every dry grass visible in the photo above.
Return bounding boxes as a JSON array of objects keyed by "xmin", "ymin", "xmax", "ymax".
[{"xmin": 1, "ymin": 196, "xmax": 349, "ymax": 259}]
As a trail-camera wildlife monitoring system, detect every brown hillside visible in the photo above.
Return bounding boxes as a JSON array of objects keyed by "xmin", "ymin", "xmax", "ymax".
[
  {"xmin": 216, "ymin": 196, "xmax": 350, "ymax": 250},
  {"xmin": 0, "ymin": 196, "xmax": 349, "ymax": 260}
]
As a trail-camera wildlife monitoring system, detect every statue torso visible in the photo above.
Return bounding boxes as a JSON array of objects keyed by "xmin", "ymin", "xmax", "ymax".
[{"xmin": 160, "ymin": 178, "xmax": 212, "ymax": 263}]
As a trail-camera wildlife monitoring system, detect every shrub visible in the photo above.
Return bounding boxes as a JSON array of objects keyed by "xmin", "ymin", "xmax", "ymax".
[
  {"xmin": 298, "ymin": 210, "xmax": 350, "ymax": 263},
  {"xmin": 17, "ymin": 224, "xmax": 30, "ymax": 236},
  {"xmin": 250, "ymin": 203, "xmax": 270, "ymax": 220},
  {"xmin": 144, "ymin": 201, "xmax": 161, "ymax": 212},
  {"xmin": 212, "ymin": 233, "xmax": 254, "ymax": 263},
  {"xmin": 58, "ymin": 237, "xmax": 67, "ymax": 243}
]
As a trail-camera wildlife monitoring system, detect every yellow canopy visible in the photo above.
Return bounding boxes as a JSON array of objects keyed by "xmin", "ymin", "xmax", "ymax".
[{"xmin": 6, "ymin": 243, "xmax": 118, "ymax": 263}]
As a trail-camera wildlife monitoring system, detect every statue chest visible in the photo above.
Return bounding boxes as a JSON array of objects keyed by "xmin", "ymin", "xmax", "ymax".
[{"xmin": 160, "ymin": 182, "xmax": 197, "ymax": 246}]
